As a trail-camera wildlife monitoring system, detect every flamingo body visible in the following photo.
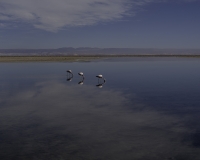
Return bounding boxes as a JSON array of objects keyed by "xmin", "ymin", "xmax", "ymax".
[
  {"xmin": 67, "ymin": 70, "xmax": 72, "ymax": 74},
  {"xmin": 96, "ymin": 75, "xmax": 103, "ymax": 78},
  {"xmin": 96, "ymin": 74, "xmax": 106, "ymax": 84},
  {"xmin": 78, "ymin": 72, "xmax": 84, "ymax": 76},
  {"xmin": 78, "ymin": 72, "xmax": 84, "ymax": 80}
]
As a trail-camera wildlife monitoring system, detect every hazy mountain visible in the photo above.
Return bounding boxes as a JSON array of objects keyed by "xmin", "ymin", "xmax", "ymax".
[{"xmin": 0, "ymin": 48, "xmax": 200, "ymax": 56}]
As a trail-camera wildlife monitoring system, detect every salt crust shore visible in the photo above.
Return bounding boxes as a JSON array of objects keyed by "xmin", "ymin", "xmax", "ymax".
[{"xmin": 0, "ymin": 55, "xmax": 200, "ymax": 62}]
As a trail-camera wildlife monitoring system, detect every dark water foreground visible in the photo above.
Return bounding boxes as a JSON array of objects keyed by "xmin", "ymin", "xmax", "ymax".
[{"xmin": 0, "ymin": 57, "xmax": 200, "ymax": 160}]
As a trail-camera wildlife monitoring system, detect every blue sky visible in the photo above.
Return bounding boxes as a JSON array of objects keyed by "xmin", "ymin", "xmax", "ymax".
[{"xmin": 0, "ymin": 0, "xmax": 200, "ymax": 49}]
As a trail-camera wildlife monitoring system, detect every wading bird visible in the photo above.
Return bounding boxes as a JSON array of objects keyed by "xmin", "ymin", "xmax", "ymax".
[
  {"xmin": 96, "ymin": 74, "xmax": 106, "ymax": 83},
  {"xmin": 66, "ymin": 70, "xmax": 73, "ymax": 81},
  {"xmin": 96, "ymin": 74, "xmax": 106, "ymax": 88},
  {"xmin": 66, "ymin": 70, "xmax": 73, "ymax": 76},
  {"xmin": 78, "ymin": 72, "xmax": 84, "ymax": 80}
]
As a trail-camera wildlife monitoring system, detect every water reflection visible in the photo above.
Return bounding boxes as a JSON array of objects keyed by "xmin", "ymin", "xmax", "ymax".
[
  {"xmin": 78, "ymin": 79, "xmax": 84, "ymax": 85},
  {"xmin": 96, "ymin": 83, "xmax": 103, "ymax": 88},
  {"xmin": 0, "ymin": 80, "xmax": 200, "ymax": 159},
  {"xmin": 66, "ymin": 76, "xmax": 73, "ymax": 81},
  {"xmin": 1, "ymin": 59, "xmax": 200, "ymax": 160}
]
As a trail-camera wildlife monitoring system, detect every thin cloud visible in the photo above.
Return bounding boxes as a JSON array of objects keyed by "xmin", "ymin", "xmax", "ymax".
[
  {"xmin": 0, "ymin": 0, "xmax": 133, "ymax": 32},
  {"xmin": 0, "ymin": 0, "xmax": 197, "ymax": 32},
  {"xmin": 0, "ymin": 23, "xmax": 6, "ymax": 28}
]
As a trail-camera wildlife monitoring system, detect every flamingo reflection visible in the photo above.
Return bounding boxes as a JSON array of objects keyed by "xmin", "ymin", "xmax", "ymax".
[
  {"xmin": 78, "ymin": 79, "xmax": 84, "ymax": 85},
  {"xmin": 66, "ymin": 77, "xmax": 73, "ymax": 81},
  {"xmin": 96, "ymin": 83, "xmax": 103, "ymax": 88}
]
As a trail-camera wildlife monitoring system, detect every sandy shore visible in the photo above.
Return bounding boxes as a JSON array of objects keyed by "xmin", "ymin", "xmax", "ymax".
[
  {"xmin": 0, "ymin": 55, "xmax": 200, "ymax": 62},
  {"xmin": 0, "ymin": 56, "xmax": 101, "ymax": 62}
]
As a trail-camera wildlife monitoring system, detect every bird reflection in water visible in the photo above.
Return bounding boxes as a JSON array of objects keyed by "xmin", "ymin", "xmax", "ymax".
[
  {"xmin": 66, "ymin": 77, "xmax": 73, "ymax": 81},
  {"xmin": 66, "ymin": 70, "xmax": 73, "ymax": 81},
  {"xmin": 78, "ymin": 79, "xmax": 84, "ymax": 85}
]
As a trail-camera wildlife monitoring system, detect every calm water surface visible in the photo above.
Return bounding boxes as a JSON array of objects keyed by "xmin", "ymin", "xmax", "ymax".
[{"xmin": 0, "ymin": 57, "xmax": 200, "ymax": 160}]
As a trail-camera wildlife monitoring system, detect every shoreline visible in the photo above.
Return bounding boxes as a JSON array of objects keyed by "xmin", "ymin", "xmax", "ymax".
[
  {"xmin": 0, "ymin": 56, "xmax": 100, "ymax": 62},
  {"xmin": 1, "ymin": 55, "xmax": 200, "ymax": 62}
]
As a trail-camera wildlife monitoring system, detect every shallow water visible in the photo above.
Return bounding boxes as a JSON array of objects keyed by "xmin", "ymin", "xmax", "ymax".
[{"xmin": 0, "ymin": 57, "xmax": 200, "ymax": 160}]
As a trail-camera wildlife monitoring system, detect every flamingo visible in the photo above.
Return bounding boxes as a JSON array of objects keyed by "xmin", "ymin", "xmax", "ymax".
[
  {"xmin": 96, "ymin": 74, "xmax": 106, "ymax": 83},
  {"xmin": 66, "ymin": 70, "xmax": 72, "ymax": 74},
  {"xmin": 66, "ymin": 70, "xmax": 73, "ymax": 76},
  {"xmin": 96, "ymin": 74, "xmax": 103, "ymax": 78},
  {"xmin": 66, "ymin": 70, "xmax": 73, "ymax": 81},
  {"xmin": 78, "ymin": 72, "xmax": 84, "ymax": 80}
]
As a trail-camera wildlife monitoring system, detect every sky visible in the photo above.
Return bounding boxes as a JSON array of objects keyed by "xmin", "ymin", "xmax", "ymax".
[{"xmin": 0, "ymin": 0, "xmax": 200, "ymax": 49}]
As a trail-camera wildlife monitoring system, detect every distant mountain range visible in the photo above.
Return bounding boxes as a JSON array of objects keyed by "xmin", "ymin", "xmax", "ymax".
[{"xmin": 0, "ymin": 48, "xmax": 200, "ymax": 56}]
